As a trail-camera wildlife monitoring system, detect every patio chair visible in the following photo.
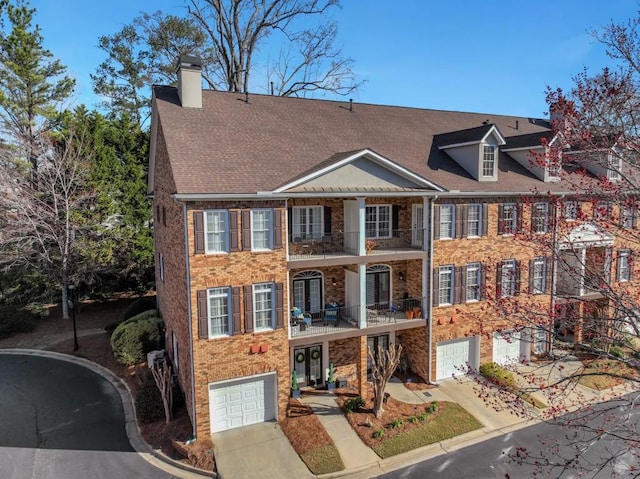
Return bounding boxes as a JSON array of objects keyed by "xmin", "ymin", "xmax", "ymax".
[
  {"xmin": 324, "ymin": 303, "xmax": 339, "ymax": 326},
  {"xmin": 290, "ymin": 307, "xmax": 312, "ymax": 330}
]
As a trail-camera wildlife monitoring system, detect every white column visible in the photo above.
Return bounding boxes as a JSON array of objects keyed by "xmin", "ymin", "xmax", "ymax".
[
  {"xmin": 359, "ymin": 263, "xmax": 368, "ymax": 328},
  {"xmin": 358, "ymin": 197, "xmax": 366, "ymax": 256}
]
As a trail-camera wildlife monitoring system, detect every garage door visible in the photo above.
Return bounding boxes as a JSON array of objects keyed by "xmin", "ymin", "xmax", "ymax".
[
  {"xmin": 209, "ymin": 373, "xmax": 276, "ymax": 433},
  {"xmin": 436, "ymin": 337, "xmax": 478, "ymax": 380},
  {"xmin": 493, "ymin": 331, "xmax": 526, "ymax": 365}
]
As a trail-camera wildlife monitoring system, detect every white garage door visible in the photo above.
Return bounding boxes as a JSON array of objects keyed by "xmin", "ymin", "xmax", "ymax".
[
  {"xmin": 493, "ymin": 331, "xmax": 526, "ymax": 365},
  {"xmin": 436, "ymin": 337, "xmax": 478, "ymax": 380},
  {"xmin": 209, "ymin": 373, "xmax": 276, "ymax": 433}
]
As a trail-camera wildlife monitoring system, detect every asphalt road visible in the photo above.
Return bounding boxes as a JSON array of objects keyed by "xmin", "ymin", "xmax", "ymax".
[
  {"xmin": 0, "ymin": 353, "xmax": 180, "ymax": 479},
  {"xmin": 375, "ymin": 397, "xmax": 640, "ymax": 479}
]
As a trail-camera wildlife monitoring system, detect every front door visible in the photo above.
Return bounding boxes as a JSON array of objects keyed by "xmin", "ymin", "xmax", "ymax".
[
  {"xmin": 293, "ymin": 345, "xmax": 323, "ymax": 387},
  {"xmin": 367, "ymin": 334, "xmax": 389, "ymax": 380},
  {"xmin": 293, "ymin": 272, "xmax": 323, "ymax": 314},
  {"xmin": 412, "ymin": 204, "xmax": 424, "ymax": 247}
]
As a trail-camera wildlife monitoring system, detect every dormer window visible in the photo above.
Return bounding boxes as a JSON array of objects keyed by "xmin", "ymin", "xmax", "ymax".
[
  {"xmin": 482, "ymin": 145, "xmax": 496, "ymax": 177},
  {"xmin": 608, "ymin": 155, "xmax": 621, "ymax": 182}
]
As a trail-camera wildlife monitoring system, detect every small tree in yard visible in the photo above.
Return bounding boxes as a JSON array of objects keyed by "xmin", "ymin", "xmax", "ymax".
[
  {"xmin": 368, "ymin": 342, "xmax": 402, "ymax": 418},
  {"xmin": 151, "ymin": 359, "xmax": 174, "ymax": 425}
]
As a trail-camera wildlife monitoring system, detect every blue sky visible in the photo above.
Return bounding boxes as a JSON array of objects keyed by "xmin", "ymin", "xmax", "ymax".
[{"xmin": 28, "ymin": 0, "xmax": 637, "ymax": 118}]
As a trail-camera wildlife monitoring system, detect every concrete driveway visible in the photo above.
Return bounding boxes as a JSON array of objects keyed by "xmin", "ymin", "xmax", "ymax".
[{"xmin": 0, "ymin": 352, "xmax": 183, "ymax": 479}]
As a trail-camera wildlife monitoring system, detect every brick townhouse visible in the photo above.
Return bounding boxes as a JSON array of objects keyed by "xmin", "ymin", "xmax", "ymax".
[{"xmin": 148, "ymin": 56, "xmax": 638, "ymax": 438}]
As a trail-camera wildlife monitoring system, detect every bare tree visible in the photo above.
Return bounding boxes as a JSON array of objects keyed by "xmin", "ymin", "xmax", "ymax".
[
  {"xmin": 0, "ymin": 128, "xmax": 98, "ymax": 319},
  {"xmin": 186, "ymin": 0, "xmax": 361, "ymax": 96},
  {"xmin": 368, "ymin": 342, "xmax": 402, "ymax": 418},
  {"xmin": 151, "ymin": 359, "xmax": 174, "ymax": 424}
]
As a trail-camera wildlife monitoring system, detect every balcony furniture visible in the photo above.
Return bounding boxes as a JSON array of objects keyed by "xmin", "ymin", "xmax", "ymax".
[
  {"xmin": 324, "ymin": 303, "xmax": 340, "ymax": 326},
  {"xmin": 291, "ymin": 307, "xmax": 312, "ymax": 331}
]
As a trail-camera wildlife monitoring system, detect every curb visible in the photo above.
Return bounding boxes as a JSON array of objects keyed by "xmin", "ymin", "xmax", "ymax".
[{"xmin": 0, "ymin": 349, "xmax": 214, "ymax": 479}]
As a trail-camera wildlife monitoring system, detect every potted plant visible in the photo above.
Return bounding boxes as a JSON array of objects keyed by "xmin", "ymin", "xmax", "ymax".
[
  {"xmin": 326, "ymin": 362, "xmax": 336, "ymax": 391},
  {"xmin": 291, "ymin": 371, "xmax": 300, "ymax": 398}
]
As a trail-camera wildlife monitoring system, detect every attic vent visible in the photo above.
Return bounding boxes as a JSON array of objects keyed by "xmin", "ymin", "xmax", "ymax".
[{"xmin": 482, "ymin": 119, "xmax": 490, "ymax": 125}]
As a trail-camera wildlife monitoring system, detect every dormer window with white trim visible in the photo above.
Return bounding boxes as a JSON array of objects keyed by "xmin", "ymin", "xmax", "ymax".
[
  {"xmin": 608, "ymin": 154, "xmax": 622, "ymax": 182},
  {"xmin": 482, "ymin": 144, "xmax": 497, "ymax": 177}
]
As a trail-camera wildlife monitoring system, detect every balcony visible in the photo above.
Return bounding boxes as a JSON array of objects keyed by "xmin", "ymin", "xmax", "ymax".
[
  {"xmin": 288, "ymin": 229, "xmax": 425, "ymax": 261},
  {"xmin": 290, "ymin": 297, "xmax": 426, "ymax": 338}
]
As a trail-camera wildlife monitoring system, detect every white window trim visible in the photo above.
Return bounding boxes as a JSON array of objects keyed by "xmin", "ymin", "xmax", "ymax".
[
  {"xmin": 607, "ymin": 154, "xmax": 622, "ymax": 182},
  {"xmin": 253, "ymin": 283, "xmax": 275, "ymax": 331},
  {"xmin": 207, "ymin": 287, "xmax": 232, "ymax": 338},
  {"xmin": 438, "ymin": 265, "xmax": 454, "ymax": 306},
  {"xmin": 204, "ymin": 209, "xmax": 229, "ymax": 254},
  {"xmin": 365, "ymin": 204, "xmax": 392, "ymax": 239},
  {"xmin": 466, "ymin": 262, "xmax": 480, "ymax": 302},
  {"xmin": 501, "ymin": 259, "xmax": 516, "ymax": 298},
  {"xmin": 251, "ymin": 209, "xmax": 273, "ymax": 251},
  {"xmin": 501, "ymin": 203, "xmax": 517, "ymax": 235},
  {"xmin": 532, "ymin": 257, "xmax": 546, "ymax": 294},
  {"xmin": 466, "ymin": 204, "xmax": 482, "ymax": 238},
  {"xmin": 532, "ymin": 202, "xmax": 549, "ymax": 234},
  {"xmin": 481, "ymin": 143, "xmax": 497, "ymax": 178},
  {"xmin": 618, "ymin": 250, "xmax": 631, "ymax": 282},
  {"xmin": 563, "ymin": 201, "xmax": 578, "ymax": 221},
  {"xmin": 439, "ymin": 204, "xmax": 455, "ymax": 240},
  {"xmin": 292, "ymin": 205, "xmax": 324, "ymax": 242}
]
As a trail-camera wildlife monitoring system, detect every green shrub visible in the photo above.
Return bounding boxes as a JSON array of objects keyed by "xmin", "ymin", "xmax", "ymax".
[
  {"xmin": 111, "ymin": 317, "xmax": 163, "ymax": 365},
  {"xmin": 373, "ymin": 428, "xmax": 385, "ymax": 439},
  {"xmin": 389, "ymin": 419, "xmax": 404, "ymax": 429},
  {"xmin": 343, "ymin": 396, "xmax": 365, "ymax": 412},
  {"xmin": 135, "ymin": 386, "xmax": 164, "ymax": 423},
  {"xmin": 428, "ymin": 401, "xmax": 438, "ymax": 413},
  {"xmin": 409, "ymin": 416, "xmax": 419, "ymax": 424},
  {"xmin": 479, "ymin": 362, "xmax": 517, "ymax": 389},
  {"xmin": 123, "ymin": 297, "xmax": 157, "ymax": 322},
  {"xmin": 418, "ymin": 412, "xmax": 430, "ymax": 421},
  {"xmin": 105, "ymin": 308, "xmax": 159, "ymax": 334},
  {"xmin": 0, "ymin": 307, "xmax": 37, "ymax": 340}
]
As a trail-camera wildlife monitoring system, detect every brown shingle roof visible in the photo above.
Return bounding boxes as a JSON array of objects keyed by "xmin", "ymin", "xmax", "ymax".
[{"xmin": 153, "ymin": 86, "xmax": 561, "ymax": 195}]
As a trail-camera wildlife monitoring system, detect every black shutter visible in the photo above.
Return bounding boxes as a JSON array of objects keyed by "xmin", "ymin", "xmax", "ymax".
[
  {"xmin": 454, "ymin": 266, "xmax": 464, "ymax": 304},
  {"xmin": 497, "ymin": 204, "xmax": 504, "ymax": 234},
  {"xmin": 482, "ymin": 203, "xmax": 488, "ymax": 236},
  {"xmin": 242, "ymin": 210, "xmax": 252, "ymax": 250},
  {"xmin": 229, "ymin": 210, "xmax": 239, "ymax": 252},
  {"xmin": 479, "ymin": 264, "xmax": 487, "ymax": 300},
  {"xmin": 433, "ymin": 206, "xmax": 441, "ymax": 239},
  {"xmin": 273, "ymin": 209, "xmax": 283, "ymax": 249},
  {"xmin": 514, "ymin": 260, "xmax": 522, "ymax": 295},
  {"xmin": 432, "ymin": 267, "xmax": 440, "ymax": 305},
  {"xmin": 516, "ymin": 204, "xmax": 524, "ymax": 233},
  {"xmin": 232, "ymin": 287, "xmax": 241, "ymax": 334},
  {"xmin": 455, "ymin": 205, "xmax": 464, "ymax": 239},
  {"xmin": 194, "ymin": 212, "xmax": 205, "ymax": 254},
  {"xmin": 549, "ymin": 203, "xmax": 556, "ymax": 231},
  {"xmin": 275, "ymin": 283, "xmax": 284, "ymax": 329},
  {"xmin": 545, "ymin": 256, "xmax": 552, "ymax": 293},
  {"xmin": 197, "ymin": 290, "xmax": 208, "ymax": 339},
  {"xmin": 496, "ymin": 262, "xmax": 503, "ymax": 298},
  {"xmin": 392, "ymin": 205, "xmax": 400, "ymax": 234},
  {"xmin": 244, "ymin": 285, "xmax": 254, "ymax": 333},
  {"xmin": 630, "ymin": 251, "xmax": 635, "ymax": 280},
  {"xmin": 528, "ymin": 258, "xmax": 535, "ymax": 294},
  {"xmin": 287, "ymin": 207, "xmax": 293, "ymax": 243},
  {"xmin": 324, "ymin": 206, "xmax": 332, "ymax": 235},
  {"xmin": 461, "ymin": 205, "xmax": 469, "ymax": 238}
]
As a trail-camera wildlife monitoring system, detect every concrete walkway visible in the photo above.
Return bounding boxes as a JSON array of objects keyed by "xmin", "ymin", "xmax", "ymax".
[{"xmin": 300, "ymin": 393, "xmax": 379, "ymax": 472}]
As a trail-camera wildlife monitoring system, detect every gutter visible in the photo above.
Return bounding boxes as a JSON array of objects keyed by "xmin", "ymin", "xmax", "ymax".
[
  {"xmin": 172, "ymin": 189, "xmax": 578, "ymax": 201},
  {"xmin": 183, "ymin": 203, "xmax": 197, "ymax": 439},
  {"xmin": 428, "ymin": 195, "xmax": 437, "ymax": 383}
]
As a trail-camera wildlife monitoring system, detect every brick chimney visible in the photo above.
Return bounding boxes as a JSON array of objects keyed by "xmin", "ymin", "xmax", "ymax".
[{"xmin": 176, "ymin": 55, "xmax": 202, "ymax": 108}]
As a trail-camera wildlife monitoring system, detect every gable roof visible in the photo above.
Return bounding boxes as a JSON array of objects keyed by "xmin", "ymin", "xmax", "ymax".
[
  {"xmin": 434, "ymin": 124, "xmax": 506, "ymax": 149},
  {"xmin": 151, "ymin": 86, "xmax": 565, "ymax": 197}
]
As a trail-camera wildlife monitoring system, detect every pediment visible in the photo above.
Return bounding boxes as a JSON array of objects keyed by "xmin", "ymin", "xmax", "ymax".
[
  {"xmin": 275, "ymin": 149, "xmax": 444, "ymax": 193},
  {"xmin": 559, "ymin": 222, "xmax": 614, "ymax": 248}
]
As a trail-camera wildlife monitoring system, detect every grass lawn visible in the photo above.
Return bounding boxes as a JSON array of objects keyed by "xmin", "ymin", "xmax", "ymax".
[
  {"xmin": 280, "ymin": 399, "xmax": 344, "ymax": 475},
  {"xmin": 578, "ymin": 359, "xmax": 637, "ymax": 391},
  {"xmin": 371, "ymin": 403, "xmax": 482, "ymax": 459}
]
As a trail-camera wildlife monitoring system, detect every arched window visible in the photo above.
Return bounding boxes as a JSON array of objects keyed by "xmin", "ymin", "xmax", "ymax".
[
  {"xmin": 366, "ymin": 265, "xmax": 391, "ymax": 309},
  {"xmin": 292, "ymin": 270, "xmax": 323, "ymax": 313}
]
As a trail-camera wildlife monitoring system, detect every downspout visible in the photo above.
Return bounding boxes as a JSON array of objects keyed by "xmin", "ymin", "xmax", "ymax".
[
  {"xmin": 183, "ymin": 203, "xmax": 197, "ymax": 439},
  {"xmin": 428, "ymin": 195, "xmax": 438, "ymax": 383},
  {"xmin": 548, "ymin": 195, "xmax": 563, "ymax": 359}
]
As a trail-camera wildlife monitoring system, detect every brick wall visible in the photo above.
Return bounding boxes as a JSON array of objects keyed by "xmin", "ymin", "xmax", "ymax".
[
  {"xmin": 396, "ymin": 327, "xmax": 429, "ymax": 381},
  {"xmin": 328, "ymin": 337, "xmax": 360, "ymax": 386}
]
